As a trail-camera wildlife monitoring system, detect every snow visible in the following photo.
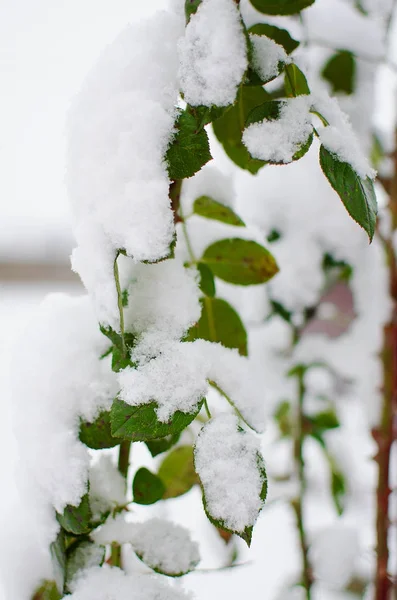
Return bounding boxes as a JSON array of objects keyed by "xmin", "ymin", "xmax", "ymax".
[
  {"xmin": 68, "ymin": 8, "xmax": 184, "ymax": 326},
  {"xmin": 310, "ymin": 524, "xmax": 360, "ymax": 590},
  {"xmin": 68, "ymin": 565, "xmax": 192, "ymax": 600},
  {"xmin": 89, "ymin": 455, "xmax": 126, "ymax": 521},
  {"xmin": 92, "ymin": 515, "xmax": 200, "ymax": 576},
  {"xmin": 242, "ymin": 97, "xmax": 312, "ymax": 164},
  {"xmin": 314, "ymin": 93, "xmax": 376, "ymax": 179},
  {"xmin": 250, "ymin": 34, "xmax": 289, "ymax": 82},
  {"xmin": 178, "ymin": 0, "xmax": 247, "ymax": 107},
  {"xmin": 194, "ymin": 414, "xmax": 265, "ymax": 533}
]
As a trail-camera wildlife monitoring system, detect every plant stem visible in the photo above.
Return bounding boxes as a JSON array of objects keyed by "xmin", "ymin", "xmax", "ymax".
[
  {"xmin": 113, "ymin": 252, "xmax": 126, "ymax": 357},
  {"xmin": 118, "ymin": 441, "xmax": 131, "ymax": 481},
  {"xmin": 109, "ymin": 542, "xmax": 122, "ymax": 568},
  {"xmin": 170, "ymin": 179, "xmax": 183, "ymax": 224},
  {"xmin": 292, "ymin": 369, "xmax": 313, "ymax": 600}
]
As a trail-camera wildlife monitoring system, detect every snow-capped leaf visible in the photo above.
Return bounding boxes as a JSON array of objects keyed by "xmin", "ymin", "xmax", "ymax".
[
  {"xmin": 57, "ymin": 493, "xmax": 93, "ymax": 536},
  {"xmin": 166, "ymin": 110, "xmax": 212, "ymax": 180},
  {"xmin": 201, "ymin": 238, "xmax": 279, "ymax": 285},
  {"xmin": 248, "ymin": 23, "xmax": 299, "ymax": 54},
  {"xmin": 65, "ymin": 541, "xmax": 105, "ymax": 592},
  {"xmin": 319, "ymin": 145, "xmax": 377, "ymax": 241}
]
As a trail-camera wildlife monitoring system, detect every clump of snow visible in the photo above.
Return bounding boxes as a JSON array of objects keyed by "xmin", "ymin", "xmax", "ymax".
[
  {"xmin": 178, "ymin": 0, "xmax": 247, "ymax": 106},
  {"xmin": 92, "ymin": 515, "xmax": 199, "ymax": 576},
  {"xmin": 11, "ymin": 294, "xmax": 117, "ymax": 547},
  {"xmin": 68, "ymin": 9, "xmax": 184, "ymax": 326},
  {"xmin": 179, "ymin": 165, "xmax": 237, "ymax": 216},
  {"xmin": 66, "ymin": 542, "xmax": 105, "ymax": 588},
  {"xmin": 89, "ymin": 456, "xmax": 126, "ymax": 521},
  {"xmin": 119, "ymin": 338, "xmax": 265, "ymax": 430},
  {"xmin": 314, "ymin": 92, "xmax": 376, "ymax": 179},
  {"xmin": 242, "ymin": 97, "xmax": 312, "ymax": 164},
  {"xmin": 250, "ymin": 34, "xmax": 289, "ymax": 82},
  {"xmin": 68, "ymin": 565, "xmax": 192, "ymax": 600},
  {"xmin": 194, "ymin": 414, "xmax": 265, "ymax": 532},
  {"xmin": 124, "ymin": 259, "xmax": 201, "ymax": 345}
]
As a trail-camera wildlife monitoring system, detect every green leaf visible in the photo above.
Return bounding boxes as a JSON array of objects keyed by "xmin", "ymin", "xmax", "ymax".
[
  {"xmin": 193, "ymin": 196, "xmax": 245, "ymax": 226},
  {"xmin": 185, "ymin": 0, "xmax": 202, "ymax": 23},
  {"xmin": 187, "ymin": 297, "xmax": 248, "ymax": 356},
  {"xmin": 319, "ymin": 145, "xmax": 377, "ymax": 241},
  {"xmin": 330, "ymin": 462, "xmax": 346, "ymax": 516},
  {"xmin": 111, "ymin": 345, "xmax": 132, "ymax": 373},
  {"xmin": 274, "ymin": 401, "xmax": 292, "ymax": 437},
  {"xmin": 50, "ymin": 529, "xmax": 66, "ymax": 594},
  {"xmin": 145, "ymin": 433, "xmax": 181, "ymax": 457},
  {"xmin": 284, "ymin": 63, "xmax": 310, "ymax": 97},
  {"xmin": 270, "ymin": 299, "xmax": 292, "ymax": 323},
  {"xmin": 166, "ymin": 110, "xmax": 212, "ymax": 180},
  {"xmin": 197, "ymin": 263, "xmax": 216, "ymax": 297},
  {"xmin": 201, "ymin": 238, "xmax": 279, "ymax": 285},
  {"xmin": 212, "ymin": 86, "xmax": 269, "ymax": 173},
  {"xmin": 267, "ymin": 229, "xmax": 282, "ymax": 243},
  {"xmin": 57, "ymin": 494, "xmax": 93, "ymax": 536},
  {"xmin": 322, "ymin": 51, "xmax": 356, "ymax": 95},
  {"xmin": 307, "ymin": 409, "xmax": 340, "ymax": 434},
  {"xmin": 158, "ymin": 445, "xmax": 199, "ymax": 499},
  {"xmin": 65, "ymin": 541, "xmax": 105, "ymax": 592},
  {"xmin": 79, "ymin": 411, "xmax": 121, "ymax": 450},
  {"xmin": 32, "ymin": 581, "xmax": 62, "ymax": 600},
  {"xmin": 99, "ymin": 325, "xmax": 135, "ymax": 352},
  {"xmin": 133, "ymin": 468, "xmax": 165, "ymax": 505},
  {"xmin": 111, "ymin": 399, "xmax": 204, "ymax": 441},
  {"xmin": 248, "ymin": 23, "xmax": 299, "ymax": 54},
  {"xmin": 188, "ymin": 104, "xmax": 228, "ymax": 129},
  {"xmin": 249, "ymin": 0, "xmax": 315, "ymax": 15}
]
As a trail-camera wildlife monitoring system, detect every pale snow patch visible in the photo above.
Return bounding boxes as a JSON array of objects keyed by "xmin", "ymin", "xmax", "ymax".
[
  {"xmin": 68, "ymin": 565, "xmax": 192, "ymax": 600},
  {"xmin": 178, "ymin": 0, "xmax": 247, "ymax": 106},
  {"xmin": 118, "ymin": 339, "xmax": 266, "ymax": 430},
  {"xmin": 179, "ymin": 165, "xmax": 237, "ymax": 216},
  {"xmin": 11, "ymin": 294, "xmax": 117, "ymax": 544},
  {"xmin": 92, "ymin": 515, "xmax": 199, "ymax": 576},
  {"xmin": 68, "ymin": 9, "xmax": 184, "ymax": 326},
  {"xmin": 194, "ymin": 414, "xmax": 265, "ymax": 532},
  {"xmin": 66, "ymin": 542, "xmax": 105, "ymax": 589},
  {"xmin": 310, "ymin": 524, "xmax": 360, "ymax": 590},
  {"xmin": 88, "ymin": 456, "xmax": 126, "ymax": 521},
  {"xmin": 242, "ymin": 96, "xmax": 312, "ymax": 163},
  {"xmin": 250, "ymin": 34, "xmax": 289, "ymax": 82},
  {"xmin": 314, "ymin": 92, "xmax": 376, "ymax": 179}
]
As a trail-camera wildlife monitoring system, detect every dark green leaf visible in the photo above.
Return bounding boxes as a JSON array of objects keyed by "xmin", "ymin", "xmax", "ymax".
[
  {"xmin": 65, "ymin": 541, "xmax": 105, "ymax": 592},
  {"xmin": 32, "ymin": 581, "xmax": 61, "ymax": 600},
  {"xmin": 133, "ymin": 468, "xmax": 165, "ymax": 505},
  {"xmin": 145, "ymin": 433, "xmax": 181, "ymax": 457},
  {"xmin": 111, "ymin": 399, "xmax": 204, "ymax": 441},
  {"xmin": 319, "ymin": 145, "xmax": 377, "ymax": 241},
  {"xmin": 245, "ymin": 100, "xmax": 282, "ymax": 127},
  {"xmin": 201, "ymin": 238, "xmax": 279, "ymax": 285},
  {"xmin": 187, "ymin": 297, "xmax": 248, "ymax": 356},
  {"xmin": 99, "ymin": 325, "xmax": 135, "ymax": 352},
  {"xmin": 331, "ymin": 463, "xmax": 346, "ymax": 516},
  {"xmin": 249, "ymin": 0, "xmax": 315, "ymax": 15},
  {"xmin": 79, "ymin": 411, "xmax": 122, "ymax": 450},
  {"xmin": 307, "ymin": 409, "xmax": 340, "ymax": 433},
  {"xmin": 270, "ymin": 299, "xmax": 292, "ymax": 323},
  {"xmin": 322, "ymin": 51, "xmax": 356, "ymax": 95},
  {"xmin": 267, "ymin": 229, "xmax": 282, "ymax": 243},
  {"xmin": 111, "ymin": 346, "xmax": 132, "ymax": 373},
  {"xmin": 193, "ymin": 196, "xmax": 245, "ymax": 226},
  {"xmin": 166, "ymin": 110, "xmax": 212, "ymax": 180},
  {"xmin": 284, "ymin": 63, "xmax": 310, "ymax": 97},
  {"xmin": 212, "ymin": 86, "xmax": 269, "ymax": 173},
  {"xmin": 197, "ymin": 263, "xmax": 216, "ymax": 297},
  {"xmin": 158, "ymin": 445, "xmax": 199, "ymax": 498},
  {"xmin": 50, "ymin": 529, "xmax": 66, "ymax": 594},
  {"xmin": 188, "ymin": 104, "xmax": 228, "ymax": 129},
  {"xmin": 185, "ymin": 0, "xmax": 202, "ymax": 22},
  {"xmin": 248, "ymin": 23, "xmax": 299, "ymax": 54},
  {"xmin": 57, "ymin": 494, "xmax": 93, "ymax": 536}
]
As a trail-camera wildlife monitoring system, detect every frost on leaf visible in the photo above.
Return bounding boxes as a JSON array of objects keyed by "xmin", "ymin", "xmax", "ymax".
[
  {"xmin": 243, "ymin": 97, "xmax": 313, "ymax": 164},
  {"xmin": 67, "ymin": 565, "xmax": 192, "ymax": 600},
  {"xmin": 178, "ymin": 0, "xmax": 247, "ymax": 106},
  {"xmin": 194, "ymin": 414, "xmax": 267, "ymax": 545}
]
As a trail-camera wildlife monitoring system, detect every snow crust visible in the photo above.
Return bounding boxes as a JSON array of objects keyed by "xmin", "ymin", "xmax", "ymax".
[
  {"xmin": 89, "ymin": 456, "xmax": 126, "ymax": 521},
  {"xmin": 178, "ymin": 0, "xmax": 247, "ymax": 106},
  {"xmin": 194, "ymin": 414, "xmax": 265, "ymax": 532},
  {"xmin": 250, "ymin": 34, "xmax": 289, "ymax": 82},
  {"xmin": 243, "ymin": 97, "xmax": 312, "ymax": 164},
  {"xmin": 68, "ymin": 10, "xmax": 184, "ymax": 326}
]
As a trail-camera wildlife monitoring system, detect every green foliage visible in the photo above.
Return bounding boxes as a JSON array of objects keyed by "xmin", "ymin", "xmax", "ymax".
[
  {"xmin": 322, "ymin": 252, "xmax": 353, "ymax": 281},
  {"xmin": 133, "ymin": 468, "xmax": 165, "ymax": 505},
  {"xmin": 319, "ymin": 146, "xmax": 378, "ymax": 241},
  {"xmin": 201, "ymin": 238, "xmax": 279, "ymax": 285},
  {"xmin": 274, "ymin": 401, "xmax": 293, "ymax": 437},
  {"xmin": 212, "ymin": 86, "xmax": 269, "ymax": 173},
  {"xmin": 79, "ymin": 411, "xmax": 121, "ymax": 450},
  {"xmin": 197, "ymin": 263, "xmax": 216, "ymax": 297},
  {"xmin": 187, "ymin": 297, "xmax": 248, "ymax": 355},
  {"xmin": 193, "ymin": 195, "xmax": 245, "ymax": 226},
  {"xmin": 249, "ymin": 0, "xmax": 315, "ymax": 14},
  {"xmin": 322, "ymin": 51, "xmax": 356, "ymax": 95},
  {"xmin": 248, "ymin": 23, "xmax": 299, "ymax": 54},
  {"xmin": 57, "ymin": 494, "xmax": 93, "ymax": 536},
  {"xmin": 158, "ymin": 445, "xmax": 198, "ymax": 498},
  {"xmin": 185, "ymin": 0, "xmax": 202, "ymax": 23},
  {"xmin": 110, "ymin": 399, "xmax": 204, "ymax": 441},
  {"xmin": 284, "ymin": 63, "xmax": 310, "ymax": 97},
  {"xmin": 50, "ymin": 530, "xmax": 66, "ymax": 594},
  {"xmin": 145, "ymin": 433, "xmax": 181, "ymax": 457},
  {"xmin": 166, "ymin": 110, "xmax": 212, "ymax": 180},
  {"xmin": 32, "ymin": 581, "xmax": 61, "ymax": 600}
]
